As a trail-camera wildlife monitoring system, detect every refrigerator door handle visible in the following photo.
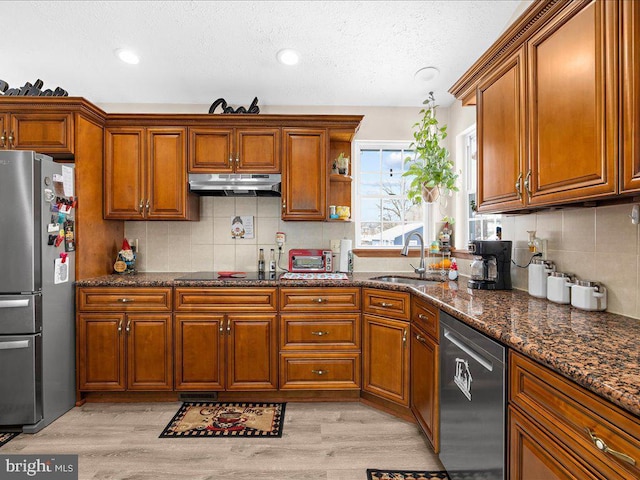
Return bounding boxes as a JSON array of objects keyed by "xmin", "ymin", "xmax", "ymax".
[
  {"xmin": 0, "ymin": 298, "xmax": 30, "ymax": 308},
  {"xmin": 0, "ymin": 339, "xmax": 31, "ymax": 350}
]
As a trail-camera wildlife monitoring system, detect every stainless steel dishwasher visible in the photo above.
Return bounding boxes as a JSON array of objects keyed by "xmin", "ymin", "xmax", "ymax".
[{"xmin": 439, "ymin": 310, "xmax": 506, "ymax": 480}]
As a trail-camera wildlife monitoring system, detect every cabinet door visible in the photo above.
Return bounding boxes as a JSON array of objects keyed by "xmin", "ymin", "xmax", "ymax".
[
  {"xmin": 77, "ymin": 313, "xmax": 126, "ymax": 391},
  {"xmin": 0, "ymin": 115, "xmax": 6, "ymax": 148},
  {"xmin": 104, "ymin": 128, "xmax": 146, "ymax": 219},
  {"xmin": 126, "ymin": 314, "xmax": 173, "ymax": 390},
  {"xmin": 226, "ymin": 314, "xmax": 278, "ymax": 391},
  {"xmin": 282, "ymin": 128, "xmax": 327, "ymax": 220},
  {"xmin": 174, "ymin": 314, "xmax": 225, "ymax": 391},
  {"xmin": 146, "ymin": 128, "xmax": 189, "ymax": 219},
  {"xmin": 236, "ymin": 128, "xmax": 281, "ymax": 173},
  {"xmin": 527, "ymin": 0, "xmax": 617, "ymax": 206},
  {"xmin": 188, "ymin": 128, "xmax": 234, "ymax": 173},
  {"xmin": 10, "ymin": 112, "xmax": 74, "ymax": 154},
  {"xmin": 476, "ymin": 47, "xmax": 527, "ymax": 212},
  {"xmin": 509, "ymin": 407, "xmax": 599, "ymax": 480},
  {"xmin": 621, "ymin": 0, "xmax": 640, "ymax": 193},
  {"xmin": 363, "ymin": 314, "xmax": 409, "ymax": 406},
  {"xmin": 410, "ymin": 325, "xmax": 439, "ymax": 452}
]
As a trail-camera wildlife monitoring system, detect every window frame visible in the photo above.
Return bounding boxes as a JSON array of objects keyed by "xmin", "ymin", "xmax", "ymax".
[{"xmin": 353, "ymin": 140, "xmax": 430, "ymax": 255}]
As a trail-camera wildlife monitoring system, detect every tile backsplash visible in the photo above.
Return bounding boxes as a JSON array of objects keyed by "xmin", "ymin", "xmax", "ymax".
[
  {"xmin": 500, "ymin": 204, "xmax": 640, "ymax": 319},
  {"xmin": 126, "ymin": 197, "xmax": 352, "ymax": 273}
]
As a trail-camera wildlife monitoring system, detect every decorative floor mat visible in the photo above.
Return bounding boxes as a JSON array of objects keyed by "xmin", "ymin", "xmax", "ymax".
[
  {"xmin": 0, "ymin": 432, "xmax": 19, "ymax": 448},
  {"xmin": 159, "ymin": 402, "xmax": 286, "ymax": 438},
  {"xmin": 367, "ymin": 470, "xmax": 449, "ymax": 480}
]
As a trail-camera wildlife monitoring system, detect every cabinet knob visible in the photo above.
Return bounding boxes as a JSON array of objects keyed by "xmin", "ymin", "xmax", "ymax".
[
  {"xmin": 282, "ymin": 201, "xmax": 286, "ymax": 211},
  {"xmin": 312, "ymin": 369, "xmax": 328, "ymax": 376},
  {"xmin": 311, "ymin": 331, "xmax": 329, "ymax": 336},
  {"xmin": 585, "ymin": 428, "xmax": 636, "ymax": 466}
]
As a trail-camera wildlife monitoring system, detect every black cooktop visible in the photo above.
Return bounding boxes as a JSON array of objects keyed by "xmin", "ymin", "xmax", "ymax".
[{"xmin": 175, "ymin": 271, "xmax": 278, "ymax": 281}]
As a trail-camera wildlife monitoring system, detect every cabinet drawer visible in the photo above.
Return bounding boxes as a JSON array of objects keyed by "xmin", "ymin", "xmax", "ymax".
[
  {"xmin": 279, "ymin": 287, "xmax": 360, "ymax": 312},
  {"xmin": 11, "ymin": 112, "xmax": 74, "ymax": 154},
  {"xmin": 279, "ymin": 353, "xmax": 360, "ymax": 390},
  {"xmin": 412, "ymin": 296, "xmax": 439, "ymax": 341},
  {"xmin": 175, "ymin": 288, "xmax": 277, "ymax": 312},
  {"xmin": 510, "ymin": 352, "xmax": 640, "ymax": 480},
  {"xmin": 280, "ymin": 313, "xmax": 360, "ymax": 350},
  {"xmin": 77, "ymin": 287, "xmax": 172, "ymax": 312},
  {"xmin": 363, "ymin": 288, "xmax": 410, "ymax": 321}
]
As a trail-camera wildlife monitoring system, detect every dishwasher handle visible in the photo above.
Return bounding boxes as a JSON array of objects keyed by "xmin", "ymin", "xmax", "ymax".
[{"xmin": 444, "ymin": 329, "xmax": 494, "ymax": 372}]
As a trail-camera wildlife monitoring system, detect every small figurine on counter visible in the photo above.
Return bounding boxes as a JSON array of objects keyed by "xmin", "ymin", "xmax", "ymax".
[
  {"xmin": 448, "ymin": 258, "xmax": 458, "ymax": 281},
  {"xmin": 114, "ymin": 239, "xmax": 136, "ymax": 274}
]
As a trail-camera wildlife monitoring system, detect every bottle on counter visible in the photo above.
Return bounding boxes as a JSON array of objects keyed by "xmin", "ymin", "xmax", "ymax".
[
  {"xmin": 258, "ymin": 248, "xmax": 265, "ymax": 273},
  {"xmin": 269, "ymin": 249, "xmax": 276, "ymax": 272}
]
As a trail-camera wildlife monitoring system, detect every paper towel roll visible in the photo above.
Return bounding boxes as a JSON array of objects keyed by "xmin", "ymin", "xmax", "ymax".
[{"xmin": 338, "ymin": 239, "xmax": 352, "ymax": 272}]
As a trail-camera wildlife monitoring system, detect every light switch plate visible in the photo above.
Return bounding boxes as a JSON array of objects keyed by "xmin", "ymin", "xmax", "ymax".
[{"xmin": 330, "ymin": 239, "xmax": 341, "ymax": 252}]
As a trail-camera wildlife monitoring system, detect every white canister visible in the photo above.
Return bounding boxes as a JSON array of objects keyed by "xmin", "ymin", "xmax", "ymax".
[
  {"xmin": 528, "ymin": 259, "xmax": 555, "ymax": 298},
  {"xmin": 546, "ymin": 272, "xmax": 574, "ymax": 304},
  {"xmin": 571, "ymin": 281, "xmax": 607, "ymax": 311}
]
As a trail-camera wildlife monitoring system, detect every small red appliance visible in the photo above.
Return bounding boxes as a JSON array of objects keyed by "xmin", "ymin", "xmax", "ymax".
[{"xmin": 288, "ymin": 249, "xmax": 333, "ymax": 273}]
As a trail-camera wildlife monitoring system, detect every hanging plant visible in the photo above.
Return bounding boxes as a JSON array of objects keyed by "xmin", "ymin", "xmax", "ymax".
[{"xmin": 403, "ymin": 91, "xmax": 459, "ymax": 204}]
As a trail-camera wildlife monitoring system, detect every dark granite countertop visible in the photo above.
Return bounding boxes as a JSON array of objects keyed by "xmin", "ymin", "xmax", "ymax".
[{"xmin": 76, "ymin": 272, "xmax": 640, "ymax": 418}]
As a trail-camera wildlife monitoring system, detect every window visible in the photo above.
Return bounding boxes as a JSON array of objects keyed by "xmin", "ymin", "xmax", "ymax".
[
  {"xmin": 354, "ymin": 141, "xmax": 428, "ymax": 248},
  {"xmin": 464, "ymin": 129, "xmax": 501, "ymax": 242}
]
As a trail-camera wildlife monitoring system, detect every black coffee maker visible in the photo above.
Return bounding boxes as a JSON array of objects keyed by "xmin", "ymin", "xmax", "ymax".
[{"xmin": 468, "ymin": 240, "xmax": 512, "ymax": 290}]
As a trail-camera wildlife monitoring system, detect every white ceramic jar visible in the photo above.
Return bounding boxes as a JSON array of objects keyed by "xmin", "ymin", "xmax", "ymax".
[
  {"xmin": 528, "ymin": 259, "xmax": 555, "ymax": 298},
  {"xmin": 546, "ymin": 272, "xmax": 574, "ymax": 304},
  {"xmin": 571, "ymin": 281, "xmax": 607, "ymax": 311}
]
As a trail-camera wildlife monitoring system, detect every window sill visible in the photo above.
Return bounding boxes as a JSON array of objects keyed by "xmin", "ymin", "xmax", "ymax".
[{"xmin": 353, "ymin": 248, "xmax": 473, "ymax": 259}]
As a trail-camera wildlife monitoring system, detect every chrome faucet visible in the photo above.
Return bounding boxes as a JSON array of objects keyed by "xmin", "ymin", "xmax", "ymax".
[{"xmin": 401, "ymin": 232, "xmax": 426, "ymax": 279}]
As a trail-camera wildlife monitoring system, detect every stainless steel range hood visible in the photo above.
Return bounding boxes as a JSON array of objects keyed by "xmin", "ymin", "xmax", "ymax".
[{"xmin": 188, "ymin": 173, "xmax": 281, "ymax": 196}]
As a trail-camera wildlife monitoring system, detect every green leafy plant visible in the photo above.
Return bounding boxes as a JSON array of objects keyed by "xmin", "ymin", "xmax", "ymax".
[{"xmin": 403, "ymin": 91, "xmax": 459, "ymax": 203}]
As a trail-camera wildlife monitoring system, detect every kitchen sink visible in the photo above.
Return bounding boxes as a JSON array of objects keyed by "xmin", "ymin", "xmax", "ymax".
[{"xmin": 369, "ymin": 275, "xmax": 443, "ymax": 286}]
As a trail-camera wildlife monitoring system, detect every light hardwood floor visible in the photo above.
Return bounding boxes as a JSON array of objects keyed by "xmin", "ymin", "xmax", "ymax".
[{"xmin": 2, "ymin": 402, "xmax": 443, "ymax": 479}]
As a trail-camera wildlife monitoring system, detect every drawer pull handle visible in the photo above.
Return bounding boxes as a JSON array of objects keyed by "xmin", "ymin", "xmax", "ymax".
[
  {"xmin": 415, "ymin": 333, "xmax": 427, "ymax": 345},
  {"xmin": 117, "ymin": 320, "xmax": 123, "ymax": 333},
  {"xmin": 418, "ymin": 314, "xmax": 429, "ymax": 321},
  {"xmin": 0, "ymin": 131, "xmax": 6, "ymax": 147},
  {"xmin": 117, "ymin": 298, "xmax": 135, "ymax": 303},
  {"xmin": 380, "ymin": 302, "xmax": 394, "ymax": 307},
  {"xmin": 312, "ymin": 369, "xmax": 328, "ymax": 375},
  {"xmin": 314, "ymin": 298, "xmax": 327, "ymax": 304},
  {"xmin": 8, "ymin": 131, "xmax": 15, "ymax": 147},
  {"xmin": 125, "ymin": 320, "xmax": 131, "ymax": 333},
  {"xmin": 402, "ymin": 328, "xmax": 407, "ymax": 347},
  {"xmin": 586, "ymin": 428, "xmax": 636, "ymax": 466},
  {"xmin": 311, "ymin": 331, "xmax": 329, "ymax": 336}
]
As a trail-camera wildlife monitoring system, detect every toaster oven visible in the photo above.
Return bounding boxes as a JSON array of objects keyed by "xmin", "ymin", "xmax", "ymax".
[{"xmin": 288, "ymin": 249, "xmax": 333, "ymax": 273}]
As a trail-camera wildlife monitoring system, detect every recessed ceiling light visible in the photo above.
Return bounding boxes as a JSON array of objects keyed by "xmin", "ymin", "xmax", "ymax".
[
  {"xmin": 414, "ymin": 66, "xmax": 439, "ymax": 83},
  {"xmin": 276, "ymin": 49, "xmax": 300, "ymax": 66},
  {"xmin": 116, "ymin": 49, "xmax": 140, "ymax": 65}
]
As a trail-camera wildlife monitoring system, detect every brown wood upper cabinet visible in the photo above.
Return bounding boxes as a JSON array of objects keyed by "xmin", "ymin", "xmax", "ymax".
[
  {"xmin": 0, "ymin": 111, "xmax": 74, "ymax": 155},
  {"xmin": 104, "ymin": 127, "xmax": 198, "ymax": 220},
  {"xmin": 621, "ymin": 0, "xmax": 640, "ymax": 193},
  {"xmin": 188, "ymin": 127, "xmax": 281, "ymax": 173},
  {"xmin": 282, "ymin": 128, "xmax": 327, "ymax": 220},
  {"xmin": 453, "ymin": 0, "xmax": 620, "ymax": 213}
]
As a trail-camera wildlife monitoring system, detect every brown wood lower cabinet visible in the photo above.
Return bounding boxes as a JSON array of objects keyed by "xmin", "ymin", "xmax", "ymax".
[
  {"xmin": 362, "ymin": 314, "xmax": 410, "ymax": 406},
  {"xmin": 509, "ymin": 352, "xmax": 640, "ymax": 480},
  {"xmin": 410, "ymin": 324, "xmax": 438, "ymax": 452},
  {"xmin": 174, "ymin": 313, "xmax": 278, "ymax": 392},
  {"xmin": 77, "ymin": 313, "xmax": 173, "ymax": 391}
]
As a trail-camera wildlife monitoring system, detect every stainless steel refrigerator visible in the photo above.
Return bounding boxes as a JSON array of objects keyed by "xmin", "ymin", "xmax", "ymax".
[{"xmin": 0, "ymin": 150, "xmax": 76, "ymax": 433}]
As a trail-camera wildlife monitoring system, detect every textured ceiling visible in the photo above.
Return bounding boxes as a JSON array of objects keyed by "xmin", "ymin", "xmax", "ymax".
[{"xmin": 1, "ymin": 1, "xmax": 530, "ymax": 107}]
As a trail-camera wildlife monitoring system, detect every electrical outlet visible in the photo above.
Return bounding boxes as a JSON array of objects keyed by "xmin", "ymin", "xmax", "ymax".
[
  {"xmin": 330, "ymin": 239, "xmax": 341, "ymax": 252},
  {"xmin": 275, "ymin": 232, "xmax": 286, "ymax": 248}
]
